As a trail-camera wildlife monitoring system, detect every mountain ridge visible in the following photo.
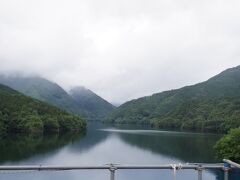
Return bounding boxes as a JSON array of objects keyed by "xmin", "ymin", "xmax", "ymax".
[
  {"xmin": 0, "ymin": 75, "xmax": 115, "ymax": 120},
  {"xmin": 106, "ymin": 65, "xmax": 240, "ymax": 132},
  {"xmin": 0, "ymin": 75, "xmax": 83, "ymax": 115}
]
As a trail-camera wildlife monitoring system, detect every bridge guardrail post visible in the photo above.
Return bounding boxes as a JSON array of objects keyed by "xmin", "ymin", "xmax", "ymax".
[
  {"xmin": 109, "ymin": 164, "xmax": 117, "ymax": 180},
  {"xmin": 196, "ymin": 165, "xmax": 203, "ymax": 180},
  {"xmin": 223, "ymin": 162, "xmax": 231, "ymax": 180}
]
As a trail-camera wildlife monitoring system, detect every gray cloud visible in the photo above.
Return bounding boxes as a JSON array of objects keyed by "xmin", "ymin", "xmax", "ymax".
[{"xmin": 0, "ymin": 0, "xmax": 240, "ymax": 104}]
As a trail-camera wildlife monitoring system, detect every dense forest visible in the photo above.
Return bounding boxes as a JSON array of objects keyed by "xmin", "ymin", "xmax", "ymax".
[
  {"xmin": 106, "ymin": 66, "xmax": 240, "ymax": 133},
  {"xmin": 0, "ymin": 76, "xmax": 115, "ymax": 120},
  {"xmin": 0, "ymin": 84, "xmax": 86, "ymax": 137}
]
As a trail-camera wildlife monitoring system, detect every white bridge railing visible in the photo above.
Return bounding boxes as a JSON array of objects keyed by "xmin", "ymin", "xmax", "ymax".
[{"xmin": 0, "ymin": 159, "xmax": 239, "ymax": 180}]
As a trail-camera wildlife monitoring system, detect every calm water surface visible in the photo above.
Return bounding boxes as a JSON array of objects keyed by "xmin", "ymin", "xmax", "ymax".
[{"xmin": 0, "ymin": 123, "xmax": 239, "ymax": 180}]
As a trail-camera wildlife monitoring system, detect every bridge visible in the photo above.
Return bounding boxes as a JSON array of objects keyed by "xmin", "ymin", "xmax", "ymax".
[{"xmin": 0, "ymin": 159, "xmax": 239, "ymax": 180}]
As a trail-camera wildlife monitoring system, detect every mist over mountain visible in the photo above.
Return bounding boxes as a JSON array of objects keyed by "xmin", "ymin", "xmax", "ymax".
[
  {"xmin": 0, "ymin": 75, "xmax": 114, "ymax": 120},
  {"xmin": 106, "ymin": 65, "xmax": 240, "ymax": 132},
  {"xmin": 69, "ymin": 87, "xmax": 115, "ymax": 120},
  {"xmin": 0, "ymin": 75, "xmax": 83, "ymax": 114}
]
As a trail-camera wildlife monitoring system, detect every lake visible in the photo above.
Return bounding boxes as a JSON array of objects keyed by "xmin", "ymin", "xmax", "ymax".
[{"xmin": 0, "ymin": 123, "xmax": 239, "ymax": 180}]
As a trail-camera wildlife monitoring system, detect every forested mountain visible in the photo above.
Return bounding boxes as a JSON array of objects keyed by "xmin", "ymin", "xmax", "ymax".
[
  {"xmin": 69, "ymin": 87, "xmax": 115, "ymax": 120},
  {"xmin": 106, "ymin": 66, "xmax": 240, "ymax": 132},
  {"xmin": 0, "ymin": 76, "xmax": 83, "ymax": 114},
  {"xmin": 0, "ymin": 84, "xmax": 86, "ymax": 137},
  {"xmin": 0, "ymin": 75, "xmax": 115, "ymax": 120}
]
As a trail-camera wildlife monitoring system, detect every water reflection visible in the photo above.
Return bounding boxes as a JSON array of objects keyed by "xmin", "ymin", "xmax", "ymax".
[
  {"xmin": 0, "ymin": 132, "xmax": 85, "ymax": 163},
  {"xmin": 102, "ymin": 128, "xmax": 221, "ymax": 162},
  {"xmin": 0, "ymin": 123, "xmax": 239, "ymax": 180}
]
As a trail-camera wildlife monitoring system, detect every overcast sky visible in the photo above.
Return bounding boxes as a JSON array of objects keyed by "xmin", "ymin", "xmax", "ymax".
[{"xmin": 0, "ymin": 0, "xmax": 240, "ymax": 104}]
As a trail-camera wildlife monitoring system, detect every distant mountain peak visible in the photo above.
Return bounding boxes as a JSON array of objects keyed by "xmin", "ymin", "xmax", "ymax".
[
  {"xmin": 70, "ymin": 86, "xmax": 94, "ymax": 95},
  {"xmin": 74, "ymin": 86, "xmax": 87, "ymax": 89},
  {"xmin": 0, "ymin": 75, "xmax": 82, "ymax": 115},
  {"xmin": 0, "ymin": 75, "xmax": 115, "ymax": 120},
  {"xmin": 69, "ymin": 86, "xmax": 115, "ymax": 120},
  {"xmin": 71, "ymin": 86, "xmax": 87, "ymax": 91}
]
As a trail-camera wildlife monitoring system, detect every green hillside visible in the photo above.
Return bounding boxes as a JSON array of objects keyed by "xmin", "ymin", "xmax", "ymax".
[
  {"xmin": 106, "ymin": 66, "xmax": 240, "ymax": 132},
  {"xmin": 0, "ymin": 76, "xmax": 84, "ymax": 115},
  {"xmin": 0, "ymin": 84, "xmax": 86, "ymax": 137},
  {"xmin": 69, "ymin": 87, "xmax": 115, "ymax": 120},
  {"xmin": 0, "ymin": 76, "xmax": 115, "ymax": 120}
]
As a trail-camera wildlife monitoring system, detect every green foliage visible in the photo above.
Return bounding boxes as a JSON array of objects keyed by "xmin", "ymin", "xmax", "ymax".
[
  {"xmin": 214, "ymin": 128, "xmax": 240, "ymax": 163},
  {"xmin": 0, "ymin": 111, "xmax": 7, "ymax": 136},
  {"xmin": 42, "ymin": 116, "xmax": 60, "ymax": 132},
  {"xmin": 0, "ymin": 84, "xmax": 86, "ymax": 137},
  {"xmin": 58, "ymin": 114, "xmax": 86, "ymax": 131},
  {"xmin": 106, "ymin": 66, "xmax": 240, "ymax": 133}
]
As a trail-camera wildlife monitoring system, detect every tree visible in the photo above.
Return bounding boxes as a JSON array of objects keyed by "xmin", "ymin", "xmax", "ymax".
[{"xmin": 214, "ymin": 128, "xmax": 240, "ymax": 163}]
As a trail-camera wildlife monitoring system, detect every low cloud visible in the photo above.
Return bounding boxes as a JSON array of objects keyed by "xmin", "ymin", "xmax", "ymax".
[{"xmin": 0, "ymin": 0, "xmax": 240, "ymax": 103}]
